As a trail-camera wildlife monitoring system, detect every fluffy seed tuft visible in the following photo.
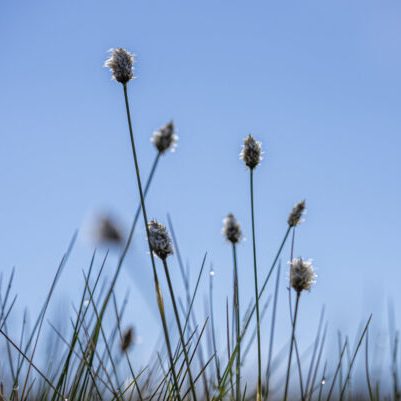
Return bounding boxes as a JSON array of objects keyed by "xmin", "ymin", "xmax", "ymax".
[
  {"xmin": 240, "ymin": 134, "xmax": 263, "ymax": 169},
  {"xmin": 148, "ymin": 220, "xmax": 173, "ymax": 260},
  {"xmin": 151, "ymin": 121, "xmax": 178, "ymax": 154},
  {"xmin": 288, "ymin": 200, "xmax": 306, "ymax": 227},
  {"xmin": 290, "ymin": 258, "xmax": 316, "ymax": 293},
  {"xmin": 222, "ymin": 213, "xmax": 242, "ymax": 244},
  {"xmin": 105, "ymin": 48, "xmax": 134, "ymax": 84}
]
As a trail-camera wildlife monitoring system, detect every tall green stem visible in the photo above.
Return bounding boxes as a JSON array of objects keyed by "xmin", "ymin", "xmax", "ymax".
[
  {"xmin": 232, "ymin": 244, "xmax": 241, "ymax": 401},
  {"xmin": 250, "ymin": 169, "xmax": 262, "ymax": 401},
  {"xmin": 209, "ymin": 268, "xmax": 221, "ymax": 384},
  {"xmin": 122, "ymin": 83, "xmax": 181, "ymax": 401},
  {"xmin": 287, "ymin": 229, "xmax": 305, "ymax": 400},
  {"xmin": 265, "ymin": 263, "xmax": 281, "ymax": 400},
  {"xmin": 283, "ymin": 291, "xmax": 301, "ymax": 401},
  {"xmin": 162, "ymin": 259, "xmax": 198, "ymax": 401}
]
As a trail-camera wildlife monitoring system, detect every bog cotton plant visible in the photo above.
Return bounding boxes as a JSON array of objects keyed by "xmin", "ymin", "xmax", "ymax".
[
  {"xmin": 148, "ymin": 219, "xmax": 197, "ymax": 401},
  {"xmin": 222, "ymin": 213, "xmax": 242, "ymax": 401},
  {"xmin": 283, "ymin": 257, "xmax": 317, "ymax": 401},
  {"xmin": 241, "ymin": 134, "xmax": 264, "ymax": 401},
  {"xmin": 151, "ymin": 121, "xmax": 178, "ymax": 154},
  {"xmin": 105, "ymin": 47, "xmax": 184, "ymax": 401},
  {"xmin": 222, "ymin": 213, "xmax": 242, "ymax": 244}
]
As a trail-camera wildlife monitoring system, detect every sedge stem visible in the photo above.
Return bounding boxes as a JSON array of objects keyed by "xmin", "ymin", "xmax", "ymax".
[
  {"xmin": 283, "ymin": 291, "xmax": 301, "ymax": 401},
  {"xmin": 250, "ymin": 169, "xmax": 262, "ymax": 401},
  {"xmin": 233, "ymin": 244, "xmax": 241, "ymax": 401},
  {"xmin": 122, "ymin": 83, "xmax": 181, "ymax": 401}
]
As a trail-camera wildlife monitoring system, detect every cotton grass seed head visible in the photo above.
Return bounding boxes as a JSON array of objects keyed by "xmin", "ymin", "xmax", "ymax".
[
  {"xmin": 120, "ymin": 326, "xmax": 135, "ymax": 353},
  {"xmin": 222, "ymin": 213, "xmax": 242, "ymax": 244},
  {"xmin": 151, "ymin": 121, "xmax": 178, "ymax": 154},
  {"xmin": 240, "ymin": 134, "xmax": 263, "ymax": 169},
  {"xmin": 290, "ymin": 258, "xmax": 316, "ymax": 293},
  {"xmin": 288, "ymin": 200, "xmax": 306, "ymax": 227},
  {"xmin": 93, "ymin": 215, "xmax": 123, "ymax": 245},
  {"xmin": 148, "ymin": 220, "xmax": 173, "ymax": 260},
  {"xmin": 105, "ymin": 48, "xmax": 134, "ymax": 84}
]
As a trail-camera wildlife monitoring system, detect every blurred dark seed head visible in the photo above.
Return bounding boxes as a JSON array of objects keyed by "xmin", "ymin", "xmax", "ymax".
[
  {"xmin": 151, "ymin": 121, "xmax": 178, "ymax": 154},
  {"xmin": 240, "ymin": 134, "xmax": 263, "ymax": 169},
  {"xmin": 121, "ymin": 326, "xmax": 135, "ymax": 352},
  {"xmin": 95, "ymin": 215, "xmax": 123, "ymax": 245},
  {"xmin": 222, "ymin": 213, "xmax": 242, "ymax": 244},
  {"xmin": 105, "ymin": 48, "xmax": 134, "ymax": 84},
  {"xmin": 147, "ymin": 219, "xmax": 173, "ymax": 260},
  {"xmin": 288, "ymin": 200, "xmax": 306, "ymax": 227}
]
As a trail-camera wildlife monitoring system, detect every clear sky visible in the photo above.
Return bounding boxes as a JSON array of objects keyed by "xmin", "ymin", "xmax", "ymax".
[{"xmin": 1, "ymin": 0, "xmax": 401, "ymax": 383}]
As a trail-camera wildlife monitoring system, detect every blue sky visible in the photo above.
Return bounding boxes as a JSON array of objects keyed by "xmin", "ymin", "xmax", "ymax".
[{"xmin": 1, "ymin": 0, "xmax": 401, "ymax": 382}]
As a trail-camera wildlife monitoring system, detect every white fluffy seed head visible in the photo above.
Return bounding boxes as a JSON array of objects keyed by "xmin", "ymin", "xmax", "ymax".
[
  {"xmin": 288, "ymin": 200, "xmax": 306, "ymax": 227},
  {"xmin": 151, "ymin": 121, "xmax": 178, "ymax": 154},
  {"xmin": 222, "ymin": 213, "xmax": 242, "ymax": 244},
  {"xmin": 240, "ymin": 134, "xmax": 263, "ymax": 169},
  {"xmin": 105, "ymin": 48, "xmax": 134, "ymax": 84},
  {"xmin": 290, "ymin": 258, "xmax": 316, "ymax": 293},
  {"xmin": 148, "ymin": 220, "xmax": 173, "ymax": 260}
]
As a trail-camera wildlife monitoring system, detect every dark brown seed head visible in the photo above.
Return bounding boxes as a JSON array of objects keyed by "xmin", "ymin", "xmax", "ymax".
[
  {"xmin": 121, "ymin": 326, "xmax": 135, "ymax": 352},
  {"xmin": 288, "ymin": 200, "xmax": 306, "ymax": 227}
]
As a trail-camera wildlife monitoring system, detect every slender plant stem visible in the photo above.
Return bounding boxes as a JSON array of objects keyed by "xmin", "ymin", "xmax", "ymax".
[
  {"xmin": 265, "ymin": 262, "xmax": 281, "ymax": 400},
  {"xmin": 326, "ymin": 340, "xmax": 348, "ymax": 401},
  {"xmin": 338, "ymin": 332, "xmax": 344, "ymax": 395},
  {"xmin": 250, "ymin": 169, "xmax": 262, "ymax": 401},
  {"xmin": 232, "ymin": 244, "xmax": 241, "ymax": 401},
  {"xmin": 283, "ymin": 291, "xmax": 301, "ymax": 401},
  {"xmin": 240, "ymin": 227, "xmax": 291, "ymax": 339},
  {"xmin": 162, "ymin": 259, "xmax": 198, "ymax": 401},
  {"xmin": 339, "ymin": 315, "xmax": 372, "ymax": 401},
  {"xmin": 288, "ymin": 228, "xmax": 296, "ymax": 323},
  {"xmin": 287, "ymin": 228, "xmax": 305, "ymax": 400},
  {"xmin": 226, "ymin": 298, "xmax": 235, "ymax": 400},
  {"xmin": 126, "ymin": 152, "xmax": 161, "ymax": 252},
  {"xmin": 391, "ymin": 331, "xmax": 400, "ymax": 401},
  {"xmin": 304, "ymin": 307, "xmax": 326, "ymax": 400},
  {"xmin": 260, "ymin": 227, "xmax": 291, "ymax": 299},
  {"xmin": 317, "ymin": 363, "xmax": 327, "ymax": 401},
  {"xmin": 365, "ymin": 329, "xmax": 374, "ymax": 401},
  {"xmin": 122, "ymin": 83, "xmax": 181, "ymax": 401},
  {"xmin": 209, "ymin": 267, "xmax": 221, "ymax": 384},
  {"xmin": 167, "ymin": 215, "xmax": 191, "ymax": 311}
]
